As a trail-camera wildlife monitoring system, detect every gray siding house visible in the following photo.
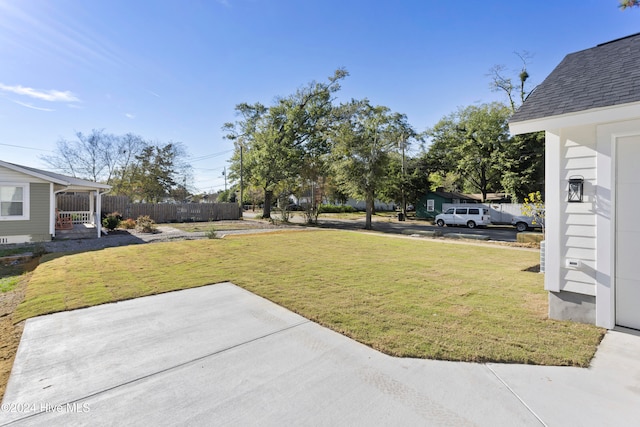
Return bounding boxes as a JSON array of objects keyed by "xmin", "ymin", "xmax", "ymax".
[
  {"xmin": 509, "ymin": 33, "xmax": 640, "ymax": 330},
  {"xmin": 0, "ymin": 161, "xmax": 111, "ymax": 244}
]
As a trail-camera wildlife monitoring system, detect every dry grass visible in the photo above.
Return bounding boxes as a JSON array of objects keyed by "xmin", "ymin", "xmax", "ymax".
[
  {"xmin": 166, "ymin": 220, "xmax": 276, "ymax": 232},
  {"xmin": 14, "ymin": 230, "xmax": 604, "ymax": 367}
]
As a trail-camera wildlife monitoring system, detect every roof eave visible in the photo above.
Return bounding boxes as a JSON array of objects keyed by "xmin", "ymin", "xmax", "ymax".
[
  {"xmin": 0, "ymin": 160, "xmax": 112, "ymax": 190},
  {"xmin": 509, "ymin": 101, "xmax": 640, "ymax": 135},
  {"xmin": 0, "ymin": 160, "xmax": 69, "ymax": 185},
  {"xmin": 66, "ymin": 183, "xmax": 112, "ymax": 191}
]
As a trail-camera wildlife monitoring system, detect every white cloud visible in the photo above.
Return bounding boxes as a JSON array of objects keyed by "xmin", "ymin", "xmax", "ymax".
[
  {"xmin": 11, "ymin": 99, "xmax": 54, "ymax": 112},
  {"xmin": 125, "ymin": 113, "xmax": 135, "ymax": 119},
  {"xmin": 0, "ymin": 83, "xmax": 80, "ymax": 102}
]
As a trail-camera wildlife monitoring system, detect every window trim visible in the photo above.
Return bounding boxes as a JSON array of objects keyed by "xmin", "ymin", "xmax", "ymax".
[
  {"xmin": 0, "ymin": 183, "xmax": 30, "ymax": 221},
  {"xmin": 426, "ymin": 199, "xmax": 435, "ymax": 212}
]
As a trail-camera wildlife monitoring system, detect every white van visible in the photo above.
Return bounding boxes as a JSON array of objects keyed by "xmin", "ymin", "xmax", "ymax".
[{"xmin": 435, "ymin": 206, "xmax": 491, "ymax": 229}]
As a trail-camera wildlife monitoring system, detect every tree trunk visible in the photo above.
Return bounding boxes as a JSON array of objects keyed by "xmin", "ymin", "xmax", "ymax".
[
  {"xmin": 263, "ymin": 189, "xmax": 273, "ymax": 219},
  {"xmin": 365, "ymin": 196, "xmax": 373, "ymax": 230}
]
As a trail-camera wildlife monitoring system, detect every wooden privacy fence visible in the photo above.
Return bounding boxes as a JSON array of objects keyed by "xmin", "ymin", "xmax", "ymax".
[{"xmin": 57, "ymin": 195, "xmax": 240, "ymax": 223}]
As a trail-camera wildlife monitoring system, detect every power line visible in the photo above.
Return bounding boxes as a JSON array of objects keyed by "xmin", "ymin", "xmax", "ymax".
[
  {"xmin": 192, "ymin": 166, "xmax": 227, "ymax": 172},
  {"xmin": 188, "ymin": 149, "xmax": 234, "ymax": 163},
  {"xmin": 0, "ymin": 142, "xmax": 51, "ymax": 152}
]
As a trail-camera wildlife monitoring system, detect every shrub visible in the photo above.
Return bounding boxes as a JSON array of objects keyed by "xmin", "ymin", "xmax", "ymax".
[
  {"xmin": 205, "ymin": 226, "xmax": 218, "ymax": 239},
  {"xmin": 521, "ymin": 191, "xmax": 545, "ymax": 235},
  {"xmin": 135, "ymin": 215, "xmax": 157, "ymax": 233},
  {"xmin": 120, "ymin": 218, "xmax": 137, "ymax": 229},
  {"xmin": 319, "ymin": 204, "xmax": 356, "ymax": 214},
  {"xmin": 102, "ymin": 212, "xmax": 122, "ymax": 231},
  {"xmin": 33, "ymin": 243, "xmax": 47, "ymax": 257}
]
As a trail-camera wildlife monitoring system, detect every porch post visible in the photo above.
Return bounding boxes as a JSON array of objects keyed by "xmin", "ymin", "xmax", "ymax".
[
  {"xmin": 96, "ymin": 190, "xmax": 102, "ymax": 238},
  {"xmin": 89, "ymin": 192, "xmax": 95, "ymax": 225},
  {"xmin": 50, "ymin": 183, "xmax": 56, "ymax": 238}
]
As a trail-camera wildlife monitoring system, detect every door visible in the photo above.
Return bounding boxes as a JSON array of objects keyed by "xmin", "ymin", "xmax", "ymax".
[
  {"xmin": 454, "ymin": 208, "xmax": 468, "ymax": 225},
  {"xmin": 616, "ymin": 135, "xmax": 640, "ymax": 329}
]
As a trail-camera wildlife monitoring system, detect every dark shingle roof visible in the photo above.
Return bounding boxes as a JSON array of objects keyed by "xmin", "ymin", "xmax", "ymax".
[
  {"xmin": 432, "ymin": 191, "xmax": 475, "ymax": 201},
  {"xmin": 510, "ymin": 33, "xmax": 640, "ymax": 123}
]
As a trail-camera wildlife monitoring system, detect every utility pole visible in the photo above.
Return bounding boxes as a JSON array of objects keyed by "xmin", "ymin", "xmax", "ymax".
[
  {"xmin": 239, "ymin": 144, "xmax": 243, "ymax": 217},
  {"xmin": 223, "ymin": 166, "xmax": 227, "ymax": 192},
  {"xmin": 400, "ymin": 134, "xmax": 406, "ymax": 220}
]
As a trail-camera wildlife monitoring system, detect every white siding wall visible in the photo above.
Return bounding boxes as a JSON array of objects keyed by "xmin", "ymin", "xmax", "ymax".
[{"xmin": 547, "ymin": 126, "xmax": 598, "ymax": 296}]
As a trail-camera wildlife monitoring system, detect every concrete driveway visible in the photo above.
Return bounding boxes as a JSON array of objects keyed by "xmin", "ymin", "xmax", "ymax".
[{"xmin": 2, "ymin": 283, "xmax": 639, "ymax": 426}]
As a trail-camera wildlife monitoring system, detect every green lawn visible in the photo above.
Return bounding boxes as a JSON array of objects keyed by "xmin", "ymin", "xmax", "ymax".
[{"xmin": 15, "ymin": 230, "xmax": 604, "ymax": 366}]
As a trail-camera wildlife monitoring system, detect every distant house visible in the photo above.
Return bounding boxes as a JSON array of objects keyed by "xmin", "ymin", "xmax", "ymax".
[
  {"xmin": 0, "ymin": 161, "xmax": 111, "ymax": 244},
  {"xmin": 509, "ymin": 33, "xmax": 640, "ymax": 329},
  {"xmin": 344, "ymin": 198, "xmax": 395, "ymax": 211},
  {"xmin": 465, "ymin": 193, "xmax": 511, "ymax": 203},
  {"xmin": 416, "ymin": 189, "xmax": 477, "ymax": 219}
]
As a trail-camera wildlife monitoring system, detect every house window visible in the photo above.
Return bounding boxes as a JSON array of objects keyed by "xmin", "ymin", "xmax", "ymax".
[
  {"xmin": 0, "ymin": 184, "xmax": 29, "ymax": 220},
  {"xmin": 426, "ymin": 199, "xmax": 435, "ymax": 212}
]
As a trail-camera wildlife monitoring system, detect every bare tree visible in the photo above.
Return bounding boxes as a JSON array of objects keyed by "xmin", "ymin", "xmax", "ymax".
[
  {"xmin": 42, "ymin": 129, "xmax": 117, "ymax": 182},
  {"xmin": 488, "ymin": 51, "xmax": 533, "ymax": 113}
]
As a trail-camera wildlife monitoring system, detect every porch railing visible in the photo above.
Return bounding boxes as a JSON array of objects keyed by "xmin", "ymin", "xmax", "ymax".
[{"xmin": 58, "ymin": 211, "xmax": 93, "ymax": 224}]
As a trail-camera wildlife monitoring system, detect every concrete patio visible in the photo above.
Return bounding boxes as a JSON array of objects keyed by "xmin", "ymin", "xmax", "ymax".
[{"xmin": 2, "ymin": 283, "xmax": 639, "ymax": 426}]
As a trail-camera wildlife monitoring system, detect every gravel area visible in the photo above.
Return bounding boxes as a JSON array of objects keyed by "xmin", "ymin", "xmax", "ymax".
[
  {"xmin": 40, "ymin": 226, "xmax": 203, "ymax": 253},
  {"xmin": 41, "ymin": 225, "xmax": 298, "ymax": 253}
]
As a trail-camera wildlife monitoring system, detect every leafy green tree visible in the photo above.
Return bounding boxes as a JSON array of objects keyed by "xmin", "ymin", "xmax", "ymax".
[
  {"xmin": 330, "ymin": 100, "xmax": 409, "ymax": 229},
  {"xmin": 428, "ymin": 171, "xmax": 461, "ymax": 192},
  {"xmin": 489, "ymin": 55, "xmax": 544, "ymax": 201},
  {"xmin": 224, "ymin": 69, "xmax": 347, "ymax": 219},
  {"xmin": 378, "ymin": 150, "xmax": 430, "ymax": 211},
  {"xmin": 426, "ymin": 103, "xmax": 511, "ymax": 201},
  {"xmin": 620, "ymin": 0, "xmax": 640, "ymax": 9},
  {"xmin": 109, "ymin": 133, "xmax": 148, "ymax": 196},
  {"xmin": 216, "ymin": 189, "xmax": 231, "ymax": 203},
  {"xmin": 133, "ymin": 143, "xmax": 188, "ymax": 203},
  {"xmin": 404, "ymin": 154, "xmax": 435, "ymax": 206},
  {"xmin": 499, "ymin": 130, "xmax": 544, "ymax": 201}
]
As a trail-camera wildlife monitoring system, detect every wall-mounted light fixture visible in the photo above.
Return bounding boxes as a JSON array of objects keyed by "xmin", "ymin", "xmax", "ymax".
[{"xmin": 568, "ymin": 176, "xmax": 584, "ymax": 203}]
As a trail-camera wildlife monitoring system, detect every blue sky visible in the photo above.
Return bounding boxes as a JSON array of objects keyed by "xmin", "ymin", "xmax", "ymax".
[{"xmin": 0, "ymin": 1, "xmax": 638, "ymax": 194}]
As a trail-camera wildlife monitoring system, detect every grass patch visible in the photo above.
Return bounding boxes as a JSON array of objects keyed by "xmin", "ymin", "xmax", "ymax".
[
  {"xmin": 0, "ymin": 245, "xmax": 36, "ymax": 257},
  {"xmin": 0, "ymin": 276, "xmax": 20, "ymax": 292},
  {"xmin": 15, "ymin": 230, "xmax": 604, "ymax": 366}
]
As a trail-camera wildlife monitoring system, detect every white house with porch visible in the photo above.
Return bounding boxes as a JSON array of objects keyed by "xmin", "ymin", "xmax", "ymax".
[
  {"xmin": 509, "ymin": 33, "xmax": 640, "ymax": 330},
  {"xmin": 0, "ymin": 161, "xmax": 111, "ymax": 244}
]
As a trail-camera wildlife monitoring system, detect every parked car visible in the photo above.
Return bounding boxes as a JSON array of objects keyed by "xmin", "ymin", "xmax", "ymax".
[
  {"xmin": 435, "ymin": 206, "xmax": 491, "ymax": 229},
  {"xmin": 511, "ymin": 213, "xmax": 544, "ymax": 232}
]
